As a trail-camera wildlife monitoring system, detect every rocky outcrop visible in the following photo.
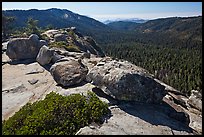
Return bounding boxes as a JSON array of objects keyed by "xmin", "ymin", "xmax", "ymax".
[
  {"xmin": 2, "ymin": 41, "xmax": 8, "ymax": 53},
  {"xmin": 42, "ymin": 28, "xmax": 105, "ymax": 57},
  {"xmin": 2, "ymin": 27, "xmax": 202, "ymax": 135},
  {"xmin": 39, "ymin": 40, "xmax": 48, "ymax": 47},
  {"xmin": 51, "ymin": 49, "xmax": 84, "ymax": 60},
  {"xmin": 36, "ymin": 43, "xmax": 93, "ymax": 66},
  {"xmin": 6, "ymin": 34, "xmax": 43, "ymax": 60},
  {"xmin": 54, "ymin": 34, "xmax": 67, "ymax": 42},
  {"xmin": 76, "ymin": 100, "xmax": 194, "ymax": 135},
  {"xmin": 87, "ymin": 57, "xmax": 166, "ymax": 103},
  {"xmin": 51, "ymin": 52, "xmax": 65, "ymax": 64},
  {"xmin": 187, "ymin": 90, "xmax": 202, "ymax": 111},
  {"xmin": 162, "ymin": 95, "xmax": 190, "ymax": 125},
  {"xmin": 71, "ymin": 35, "xmax": 105, "ymax": 57},
  {"xmin": 50, "ymin": 58, "xmax": 88, "ymax": 87},
  {"xmin": 41, "ymin": 29, "xmax": 60, "ymax": 39},
  {"xmin": 84, "ymin": 36, "xmax": 105, "ymax": 57},
  {"xmin": 2, "ymin": 49, "xmax": 202, "ymax": 135}
]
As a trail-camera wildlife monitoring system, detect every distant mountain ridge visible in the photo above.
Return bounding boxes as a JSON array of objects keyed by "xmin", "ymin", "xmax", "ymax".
[
  {"xmin": 2, "ymin": 8, "xmax": 202, "ymax": 48},
  {"xmin": 135, "ymin": 16, "xmax": 202, "ymax": 33},
  {"xmin": 103, "ymin": 18, "xmax": 148, "ymax": 24},
  {"xmin": 106, "ymin": 16, "xmax": 202, "ymax": 48},
  {"xmin": 2, "ymin": 8, "xmax": 111, "ymax": 35},
  {"xmin": 133, "ymin": 16, "xmax": 202, "ymax": 48}
]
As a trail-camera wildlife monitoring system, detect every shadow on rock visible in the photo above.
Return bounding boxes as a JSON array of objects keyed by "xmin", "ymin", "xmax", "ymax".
[
  {"xmin": 8, "ymin": 59, "xmax": 36, "ymax": 65},
  {"xmin": 92, "ymin": 87, "xmax": 193, "ymax": 133},
  {"xmin": 92, "ymin": 87, "xmax": 118, "ymax": 105},
  {"xmin": 118, "ymin": 101, "xmax": 193, "ymax": 133},
  {"xmin": 8, "ymin": 59, "xmax": 53, "ymax": 73},
  {"xmin": 40, "ymin": 64, "xmax": 53, "ymax": 72},
  {"xmin": 56, "ymin": 81, "xmax": 88, "ymax": 89}
]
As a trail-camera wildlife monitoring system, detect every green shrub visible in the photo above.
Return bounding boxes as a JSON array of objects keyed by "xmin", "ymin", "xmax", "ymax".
[
  {"xmin": 68, "ymin": 30, "xmax": 76, "ymax": 39},
  {"xmin": 49, "ymin": 41, "xmax": 67, "ymax": 48},
  {"xmin": 64, "ymin": 44, "xmax": 81, "ymax": 52},
  {"xmin": 49, "ymin": 41, "xmax": 80, "ymax": 52},
  {"xmin": 2, "ymin": 91, "xmax": 109, "ymax": 135},
  {"xmin": 40, "ymin": 34, "xmax": 50, "ymax": 41}
]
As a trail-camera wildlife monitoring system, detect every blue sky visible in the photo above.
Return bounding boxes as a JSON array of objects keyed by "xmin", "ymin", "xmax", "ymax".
[{"xmin": 2, "ymin": 2, "xmax": 202, "ymax": 21}]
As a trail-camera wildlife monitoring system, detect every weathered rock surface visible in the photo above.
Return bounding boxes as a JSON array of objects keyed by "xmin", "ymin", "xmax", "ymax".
[
  {"xmin": 76, "ymin": 102, "xmax": 193, "ymax": 135},
  {"xmin": 50, "ymin": 58, "xmax": 88, "ymax": 87},
  {"xmin": 2, "ymin": 51, "xmax": 11, "ymax": 65},
  {"xmin": 83, "ymin": 36, "xmax": 105, "ymax": 57},
  {"xmin": 2, "ymin": 60, "xmax": 53, "ymax": 120},
  {"xmin": 42, "ymin": 28, "xmax": 105, "ymax": 57},
  {"xmin": 39, "ymin": 40, "xmax": 48, "ymax": 47},
  {"xmin": 2, "ymin": 83, "xmax": 27, "ymax": 93},
  {"xmin": 51, "ymin": 52, "xmax": 65, "ymax": 63},
  {"xmin": 162, "ymin": 95, "xmax": 190, "ymax": 126},
  {"xmin": 187, "ymin": 90, "xmax": 202, "ymax": 111},
  {"xmin": 6, "ymin": 34, "xmax": 43, "ymax": 60},
  {"xmin": 87, "ymin": 57, "xmax": 166, "ymax": 103},
  {"xmin": 28, "ymin": 79, "xmax": 39, "ymax": 85},
  {"xmin": 73, "ymin": 35, "xmax": 105, "ymax": 57},
  {"xmin": 41, "ymin": 29, "xmax": 60, "ymax": 39},
  {"xmin": 36, "ymin": 45, "xmax": 54, "ymax": 65},
  {"xmin": 2, "ymin": 53, "xmax": 95, "ymax": 121},
  {"xmin": 49, "ymin": 48, "xmax": 93, "ymax": 64},
  {"xmin": 51, "ymin": 48, "xmax": 83, "ymax": 59},
  {"xmin": 54, "ymin": 33, "xmax": 67, "ymax": 42},
  {"xmin": 2, "ymin": 41, "xmax": 8, "ymax": 53},
  {"xmin": 2, "ymin": 52, "xmax": 202, "ymax": 135}
]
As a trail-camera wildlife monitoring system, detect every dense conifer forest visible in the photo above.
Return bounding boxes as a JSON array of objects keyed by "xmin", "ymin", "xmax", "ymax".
[{"xmin": 88, "ymin": 17, "xmax": 202, "ymax": 96}]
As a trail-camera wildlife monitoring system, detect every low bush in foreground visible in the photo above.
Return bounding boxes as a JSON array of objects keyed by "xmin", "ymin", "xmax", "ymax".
[{"xmin": 2, "ymin": 91, "xmax": 109, "ymax": 135}]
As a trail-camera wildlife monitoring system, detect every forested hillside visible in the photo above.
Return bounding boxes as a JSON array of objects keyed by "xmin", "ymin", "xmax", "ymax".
[
  {"xmin": 102, "ymin": 41, "xmax": 201, "ymax": 96},
  {"xmin": 107, "ymin": 21, "xmax": 140, "ymax": 31},
  {"xmin": 95, "ymin": 16, "xmax": 202, "ymax": 96},
  {"xmin": 2, "ymin": 8, "xmax": 111, "ymax": 34},
  {"xmin": 106, "ymin": 16, "xmax": 202, "ymax": 49},
  {"xmin": 2, "ymin": 9, "xmax": 202, "ymax": 96},
  {"xmin": 133, "ymin": 16, "xmax": 202, "ymax": 49}
]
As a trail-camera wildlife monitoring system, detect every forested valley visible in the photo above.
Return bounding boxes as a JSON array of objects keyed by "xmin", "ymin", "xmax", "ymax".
[{"xmin": 88, "ymin": 16, "xmax": 202, "ymax": 96}]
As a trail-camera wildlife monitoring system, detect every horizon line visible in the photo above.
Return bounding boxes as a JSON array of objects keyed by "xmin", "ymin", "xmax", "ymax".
[{"xmin": 2, "ymin": 8, "xmax": 202, "ymax": 22}]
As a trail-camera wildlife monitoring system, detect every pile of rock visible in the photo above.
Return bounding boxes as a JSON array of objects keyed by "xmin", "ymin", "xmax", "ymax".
[
  {"xmin": 41, "ymin": 28, "xmax": 105, "ymax": 57},
  {"xmin": 3, "ymin": 29, "xmax": 168, "ymax": 104},
  {"xmin": 6, "ymin": 34, "xmax": 47, "ymax": 60}
]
